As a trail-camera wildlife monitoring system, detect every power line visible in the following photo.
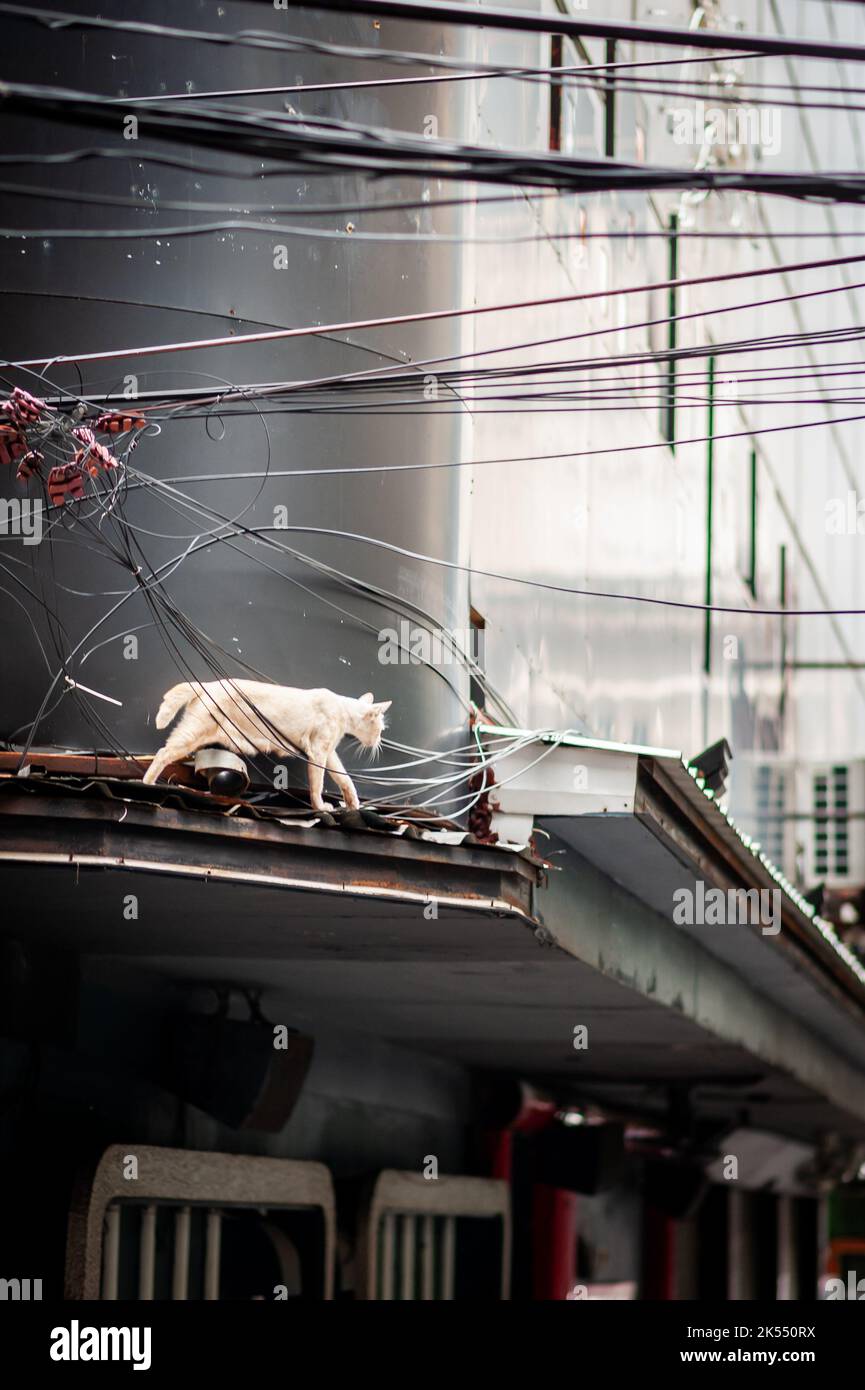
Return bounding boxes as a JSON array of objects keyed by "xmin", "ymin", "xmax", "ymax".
[
  {"xmin": 0, "ymin": 3, "xmax": 763, "ymax": 75},
  {"xmin": 90, "ymin": 406, "xmax": 865, "ymax": 485},
  {"xmin": 7, "ymin": 83, "xmax": 865, "ymax": 205},
  {"xmin": 9, "ymin": 179, "xmax": 865, "ymax": 240},
  {"xmin": 102, "ymin": 500, "xmax": 865, "ymax": 620},
  {"xmin": 119, "ymin": 67, "xmax": 865, "ymax": 116},
  {"xmin": 259, "ymin": 0, "xmax": 865, "ymax": 65},
  {"xmin": 63, "ymin": 355, "xmax": 865, "ymax": 413},
  {"xmin": 12, "ymin": 249, "xmax": 865, "ymax": 370},
  {"xmin": 97, "ymin": 282, "xmax": 865, "ymax": 421}
]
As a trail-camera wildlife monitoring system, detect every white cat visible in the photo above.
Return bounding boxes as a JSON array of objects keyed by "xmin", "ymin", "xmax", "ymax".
[{"xmin": 141, "ymin": 679, "xmax": 391, "ymax": 811}]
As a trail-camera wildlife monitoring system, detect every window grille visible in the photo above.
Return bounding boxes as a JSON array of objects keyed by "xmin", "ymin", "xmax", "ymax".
[
  {"xmin": 65, "ymin": 1144, "xmax": 336, "ymax": 1300},
  {"xmin": 356, "ymin": 1170, "xmax": 510, "ymax": 1301}
]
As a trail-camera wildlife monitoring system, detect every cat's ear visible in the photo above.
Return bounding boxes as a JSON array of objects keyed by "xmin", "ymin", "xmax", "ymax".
[
  {"xmin": 358, "ymin": 691, "xmax": 374, "ymax": 703},
  {"xmin": 374, "ymin": 700, "xmax": 392, "ymax": 713}
]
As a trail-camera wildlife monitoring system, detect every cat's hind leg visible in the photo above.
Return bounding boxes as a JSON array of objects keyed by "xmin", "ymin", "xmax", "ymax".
[
  {"xmin": 142, "ymin": 744, "xmax": 173, "ymax": 785},
  {"xmin": 142, "ymin": 708, "xmax": 215, "ymax": 785}
]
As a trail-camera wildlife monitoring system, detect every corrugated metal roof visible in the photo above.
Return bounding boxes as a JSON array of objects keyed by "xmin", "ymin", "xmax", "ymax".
[{"xmin": 0, "ymin": 768, "xmax": 545, "ymax": 870}]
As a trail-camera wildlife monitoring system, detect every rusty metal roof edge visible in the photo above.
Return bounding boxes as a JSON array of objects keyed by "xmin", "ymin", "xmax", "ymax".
[
  {"xmin": 0, "ymin": 775, "xmax": 544, "ymax": 878},
  {"xmin": 648, "ymin": 754, "xmax": 865, "ymax": 992},
  {"xmin": 0, "ymin": 848, "xmax": 539, "ymax": 924}
]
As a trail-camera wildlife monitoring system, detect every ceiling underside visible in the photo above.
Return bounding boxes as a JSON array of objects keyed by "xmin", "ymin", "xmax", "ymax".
[
  {"xmin": 2, "ymin": 860, "xmax": 863, "ymax": 1142},
  {"xmin": 544, "ymin": 811, "xmax": 865, "ymax": 1073}
]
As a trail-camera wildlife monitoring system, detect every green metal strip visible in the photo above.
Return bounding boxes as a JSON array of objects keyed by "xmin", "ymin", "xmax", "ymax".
[{"xmin": 704, "ymin": 355, "xmax": 716, "ymax": 674}]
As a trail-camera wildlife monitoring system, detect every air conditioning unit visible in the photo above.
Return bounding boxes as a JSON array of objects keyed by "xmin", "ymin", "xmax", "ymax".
[
  {"xmin": 732, "ymin": 758, "xmax": 865, "ymax": 889},
  {"xmin": 797, "ymin": 761, "xmax": 865, "ymax": 888}
]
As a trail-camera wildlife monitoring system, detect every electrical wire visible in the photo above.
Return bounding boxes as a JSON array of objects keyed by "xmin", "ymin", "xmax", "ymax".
[
  {"xmin": 6, "ymin": 79, "xmax": 865, "ymax": 208},
  {"xmin": 6, "ymin": 180, "xmax": 865, "ymax": 243},
  {"xmin": 0, "ymin": 3, "xmax": 768, "ymax": 74},
  {"xmin": 12, "ymin": 248, "xmax": 865, "ymax": 370},
  {"xmin": 246, "ymin": 0, "xmax": 865, "ymax": 67}
]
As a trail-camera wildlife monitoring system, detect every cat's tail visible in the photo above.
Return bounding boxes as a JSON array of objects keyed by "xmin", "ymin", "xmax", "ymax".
[{"xmin": 155, "ymin": 682, "xmax": 197, "ymax": 729}]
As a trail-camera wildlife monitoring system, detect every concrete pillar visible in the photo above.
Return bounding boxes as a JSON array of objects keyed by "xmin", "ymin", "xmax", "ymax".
[
  {"xmin": 728, "ymin": 1189, "xmax": 754, "ymax": 1300},
  {"xmin": 817, "ymin": 1194, "xmax": 830, "ymax": 1300},
  {"xmin": 675, "ymin": 1216, "xmax": 699, "ymax": 1300},
  {"xmin": 532, "ymin": 1186, "xmax": 578, "ymax": 1300},
  {"xmin": 643, "ymin": 1205, "xmax": 676, "ymax": 1299},
  {"xmin": 776, "ymin": 1195, "xmax": 795, "ymax": 1300}
]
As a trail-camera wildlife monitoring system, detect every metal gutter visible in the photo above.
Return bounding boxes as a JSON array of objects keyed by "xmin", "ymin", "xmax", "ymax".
[{"xmin": 0, "ymin": 850, "xmax": 532, "ymax": 921}]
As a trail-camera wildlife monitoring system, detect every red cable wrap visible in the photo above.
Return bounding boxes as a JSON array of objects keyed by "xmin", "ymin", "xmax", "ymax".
[{"xmin": 47, "ymin": 464, "xmax": 85, "ymax": 506}]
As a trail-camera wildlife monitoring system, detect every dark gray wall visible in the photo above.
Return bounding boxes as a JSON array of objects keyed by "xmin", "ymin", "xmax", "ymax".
[{"xmin": 0, "ymin": 0, "xmax": 472, "ymax": 765}]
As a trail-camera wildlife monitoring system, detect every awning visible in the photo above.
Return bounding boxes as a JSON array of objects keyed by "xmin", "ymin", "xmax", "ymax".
[
  {"xmin": 3, "ymin": 754, "xmax": 865, "ymax": 1143},
  {"xmin": 480, "ymin": 725, "xmax": 865, "ymax": 1076}
]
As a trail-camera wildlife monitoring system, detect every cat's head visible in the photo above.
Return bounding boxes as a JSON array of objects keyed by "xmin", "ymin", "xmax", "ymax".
[{"xmin": 354, "ymin": 692, "xmax": 392, "ymax": 751}]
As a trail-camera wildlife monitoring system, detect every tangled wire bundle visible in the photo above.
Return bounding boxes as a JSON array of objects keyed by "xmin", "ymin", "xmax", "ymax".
[{"xmin": 0, "ymin": 387, "xmax": 144, "ymax": 502}]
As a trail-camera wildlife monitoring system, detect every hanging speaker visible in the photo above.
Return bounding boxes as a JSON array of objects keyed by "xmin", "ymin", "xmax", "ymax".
[
  {"xmin": 531, "ymin": 1122, "xmax": 626, "ymax": 1194},
  {"xmin": 161, "ymin": 989, "xmax": 313, "ymax": 1131}
]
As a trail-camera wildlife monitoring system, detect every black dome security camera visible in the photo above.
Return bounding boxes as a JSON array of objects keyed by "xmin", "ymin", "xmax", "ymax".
[{"xmin": 194, "ymin": 747, "xmax": 250, "ymax": 797}]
